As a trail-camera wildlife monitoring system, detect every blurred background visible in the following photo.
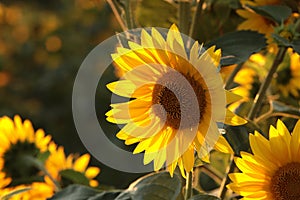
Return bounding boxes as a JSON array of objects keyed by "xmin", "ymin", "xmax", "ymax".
[{"xmin": 0, "ymin": 0, "xmax": 132, "ymax": 188}]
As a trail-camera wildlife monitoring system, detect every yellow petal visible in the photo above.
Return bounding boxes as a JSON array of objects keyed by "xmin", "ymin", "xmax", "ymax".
[
  {"xmin": 226, "ymin": 90, "xmax": 243, "ymax": 105},
  {"xmin": 182, "ymin": 146, "xmax": 195, "ymax": 173},
  {"xmin": 85, "ymin": 167, "xmax": 100, "ymax": 179},
  {"xmin": 291, "ymin": 119, "xmax": 300, "ymax": 161},
  {"xmin": 167, "ymin": 159, "xmax": 178, "ymax": 177},
  {"xmin": 89, "ymin": 180, "xmax": 99, "ymax": 187},
  {"xmin": 269, "ymin": 125, "xmax": 290, "ymax": 164},
  {"xmin": 224, "ymin": 110, "xmax": 247, "ymax": 125},
  {"xmin": 153, "ymin": 147, "xmax": 166, "ymax": 171},
  {"xmin": 151, "ymin": 27, "xmax": 166, "ymax": 49},
  {"xmin": 141, "ymin": 29, "xmax": 154, "ymax": 48},
  {"xmin": 249, "ymin": 132, "xmax": 278, "ymax": 169},
  {"xmin": 213, "ymin": 135, "xmax": 234, "ymax": 154},
  {"xmin": 73, "ymin": 154, "xmax": 90, "ymax": 172},
  {"xmin": 106, "ymin": 80, "xmax": 136, "ymax": 98}
]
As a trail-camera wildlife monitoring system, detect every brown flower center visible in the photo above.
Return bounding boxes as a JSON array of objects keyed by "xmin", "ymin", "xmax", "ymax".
[
  {"xmin": 152, "ymin": 71, "xmax": 207, "ymax": 129},
  {"xmin": 270, "ymin": 162, "xmax": 300, "ymax": 200},
  {"xmin": 4, "ymin": 140, "xmax": 42, "ymax": 186}
]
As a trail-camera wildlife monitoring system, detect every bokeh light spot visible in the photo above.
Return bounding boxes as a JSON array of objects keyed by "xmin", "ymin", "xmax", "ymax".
[{"xmin": 45, "ymin": 36, "xmax": 62, "ymax": 52}]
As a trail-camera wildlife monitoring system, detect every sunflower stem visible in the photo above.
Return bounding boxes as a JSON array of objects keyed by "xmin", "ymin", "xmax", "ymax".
[
  {"xmin": 218, "ymin": 154, "xmax": 235, "ymax": 199},
  {"xmin": 106, "ymin": 0, "xmax": 128, "ymax": 31},
  {"xmin": 189, "ymin": 0, "xmax": 203, "ymax": 39},
  {"xmin": 224, "ymin": 62, "xmax": 244, "ymax": 90},
  {"xmin": 23, "ymin": 155, "xmax": 61, "ymax": 191},
  {"xmin": 179, "ymin": 0, "xmax": 191, "ymax": 35},
  {"xmin": 123, "ymin": 0, "xmax": 135, "ymax": 29},
  {"xmin": 185, "ymin": 171, "xmax": 193, "ymax": 200},
  {"xmin": 247, "ymin": 47, "xmax": 288, "ymax": 120}
]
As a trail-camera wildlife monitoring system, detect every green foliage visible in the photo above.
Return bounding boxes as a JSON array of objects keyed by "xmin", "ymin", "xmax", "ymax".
[
  {"xmin": 248, "ymin": 5, "xmax": 292, "ymax": 24},
  {"xmin": 60, "ymin": 169, "xmax": 90, "ymax": 186},
  {"xmin": 49, "ymin": 185, "xmax": 104, "ymax": 200},
  {"xmin": 272, "ymin": 33, "xmax": 292, "ymax": 46},
  {"xmin": 50, "ymin": 172, "xmax": 181, "ymax": 200},
  {"xmin": 291, "ymin": 39, "xmax": 300, "ymax": 54},
  {"xmin": 206, "ymin": 31, "xmax": 267, "ymax": 66},
  {"xmin": 116, "ymin": 171, "xmax": 182, "ymax": 200},
  {"xmin": 224, "ymin": 125, "xmax": 251, "ymax": 156},
  {"xmin": 189, "ymin": 194, "xmax": 220, "ymax": 200},
  {"xmin": 37, "ymin": 151, "xmax": 51, "ymax": 163}
]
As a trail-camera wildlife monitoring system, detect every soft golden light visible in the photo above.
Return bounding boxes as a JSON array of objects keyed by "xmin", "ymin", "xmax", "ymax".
[
  {"xmin": 45, "ymin": 36, "xmax": 62, "ymax": 52},
  {"xmin": 0, "ymin": 72, "xmax": 10, "ymax": 87}
]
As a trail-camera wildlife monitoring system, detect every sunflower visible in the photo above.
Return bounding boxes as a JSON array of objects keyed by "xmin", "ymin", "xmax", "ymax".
[
  {"xmin": 272, "ymin": 48, "xmax": 300, "ymax": 97},
  {"xmin": 228, "ymin": 119, "xmax": 300, "ymax": 199},
  {"xmin": 237, "ymin": 0, "xmax": 280, "ymax": 33},
  {"xmin": 227, "ymin": 53, "xmax": 264, "ymax": 112},
  {"xmin": 45, "ymin": 142, "xmax": 100, "ymax": 187},
  {"xmin": 0, "ymin": 115, "xmax": 55, "ymax": 199},
  {"xmin": 236, "ymin": 0, "xmax": 294, "ymax": 50},
  {"xmin": 237, "ymin": 0, "xmax": 278, "ymax": 34},
  {"xmin": 1, "ymin": 182, "xmax": 54, "ymax": 200},
  {"xmin": 106, "ymin": 24, "xmax": 246, "ymax": 177}
]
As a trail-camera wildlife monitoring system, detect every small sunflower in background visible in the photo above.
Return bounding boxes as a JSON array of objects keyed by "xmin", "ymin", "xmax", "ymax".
[
  {"xmin": 228, "ymin": 53, "xmax": 263, "ymax": 112},
  {"xmin": 272, "ymin": 48, "xmax": 300, "ymax": 98},
  {"xmin": 228, "ymin": 119, "xmax": 300, "ymax": 199},
  {"xmin": 4, "ymin": 183, "xmax": 54, "ymax": 200},
  {"xmin": 228, "ymin": 67, "xmax": 259, "ymax": 111},
  {"xmin": 0, "ymin": 115, "xmax": 55, "ymax": 199},
  {"xmin": 45, "ymin": 143, "xmax": 100, "ymax": 188},
  {"xmin": 237, "ymin": 0, "xmax": 280, "ymax": 36},
  {"xmin": 106, "ymin": 24, "xmax": 246, "ymax": 177},
  {"xmin": 0, "ymin": 115, "xmax": 100, "ymax": 199},
  {"xmin": 236, "ymin": 0, "xmax": 297, "ymax": 50}
]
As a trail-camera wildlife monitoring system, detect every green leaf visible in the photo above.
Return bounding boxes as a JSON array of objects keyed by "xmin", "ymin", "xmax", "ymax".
[
  {"xmin": 60, "ymin": 169, "xmax": 90, "ymax": 186},
  {"xmin": 291, "ymin": 39, "xmax": 300, "ymax": 54},
  {"xmin": 87, "ymin": 191, "xmax": 122, "ymax": 200},
  {"xmin": 114, "ymin": 192, "xmax": 132, "ymax": 200},
  {"xmin": 272, "ymin": 33, "xmax": 291, "ymax": 47},
  {"xmin": 248, "ymin": 5, "xmax": 292, "ymax": 24},
  {"xmin": 1, "ymin": 187, "xmax": 31, "ymax": 200},
  {"xmin": 116, "ymin": 171, "xmax": 181, "ymax": 200},
  {"xmin": 223, "ymin": 124, "xmax": 251, "ymax": 156},
  {"xmin": 199, "ymin": 172, "xmax": 219, "ymax": 191},
  {"xmin": 37, "ymin": 151, "xmax": 51, "ymax": 163},
  {"xmin": 189, "ymin": 194, "xmax": 220, "ymax": 200},
  {"xmin": 205, "ymin": 31, "xmax": 267, "ymax": 66},
  {"xmin": 49, "ymin": 185, "xmax": 99, "ymax": 200},
  {"xmin": 49, "ymin": 185, "xmax": 122, "ymax": 200}
]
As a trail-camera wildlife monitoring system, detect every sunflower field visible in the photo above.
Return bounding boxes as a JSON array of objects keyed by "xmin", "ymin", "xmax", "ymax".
[{"xmin": 0, "ymin": 0, "xmax": 300, "ymax": 199}]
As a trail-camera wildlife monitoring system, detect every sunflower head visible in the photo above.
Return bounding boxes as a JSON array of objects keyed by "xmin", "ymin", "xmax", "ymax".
[
  {"xmin": 272, "ymin": 48, "xmax": 300, "ymax": 97},
  {"xmin": 0, "ymin": 115, "xmax": 52, "ymax": 186},
  {"xmin": 237, "ymin": 0, "xmax": 295, "ymax": 50},
  {"xmin": 227, "ymin": 54, "xmax": 263, "ymax": 112},
  {"xmin": 228, "ymin": 119, "xmax": 300, "ymax": 199},
  {"xmin": 106, "ymin": 24, "xmax": 246, "ymax": 177},
  {"xmin": 45, "ymin": 143, "xmax": 100, "ymax": 187},
  {"xmin": 237, "ymin": 0, "xmax": 280, "ymax": 35}
]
